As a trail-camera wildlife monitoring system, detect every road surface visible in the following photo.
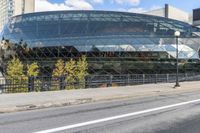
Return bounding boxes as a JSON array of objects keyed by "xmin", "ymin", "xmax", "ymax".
[{"xmin": 1, "ymin": 90, "xmax": 200, "ymax": 133}]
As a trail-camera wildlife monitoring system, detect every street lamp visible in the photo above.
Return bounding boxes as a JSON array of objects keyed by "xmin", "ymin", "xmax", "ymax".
[{"xmin": 174, "ymin": 31, "xmax": 180, "ymax": 88}]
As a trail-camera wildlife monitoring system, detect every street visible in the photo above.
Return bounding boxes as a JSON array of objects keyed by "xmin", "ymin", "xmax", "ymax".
[{"xmin": 1, "ymin": 90, "xmax": 200, "ymax": 133}]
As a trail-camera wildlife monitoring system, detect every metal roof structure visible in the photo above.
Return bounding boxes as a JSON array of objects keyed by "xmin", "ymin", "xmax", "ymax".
[{"xmin": 1, "ymin": 10, "xmax": 200, "ymax": 74}]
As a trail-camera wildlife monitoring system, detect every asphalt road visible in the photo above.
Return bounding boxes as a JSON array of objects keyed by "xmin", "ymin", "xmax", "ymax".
[{"xmin": 1, "ymin": 90, "xmax": 200, "ymax": 133}]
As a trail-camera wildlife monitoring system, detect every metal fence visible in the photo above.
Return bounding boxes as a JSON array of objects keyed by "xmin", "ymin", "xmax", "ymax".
[
  {"xmin": 0, "ymin": 73, "xmax": 200, "ymax": 93},
  {"xmin": 85, "ymin": 73, "xmax": 200, "ymax": 88}
]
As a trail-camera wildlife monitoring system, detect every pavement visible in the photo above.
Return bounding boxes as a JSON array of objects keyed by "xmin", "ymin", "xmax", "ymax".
[
  {"xmin": 0, "ymin": 81, "xmax": 200, "ymax": 113},
  {"xmin": 1, "ymin": 88, "xmax": 200, "ymax": 133}
]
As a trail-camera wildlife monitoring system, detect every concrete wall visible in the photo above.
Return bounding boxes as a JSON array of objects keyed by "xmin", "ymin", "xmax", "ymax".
[
  {"xmin": 143, "ymin": 4, "xmax": 190, "ymax": 23},
  {"xmin": 24, "ymin": 0, "xmax": 35, "ymax": 14},
  {"xmin": 14, "ymin": 0, "xmax": 35, "ymax": 16},
  {"xmin": 14, "ymin": 0, "xmax": 23, "ymax": 16},
  {"xmin": 144, "ymin": 8, "xmax": 165, "ymax": 17},
  {"xmin": 193, "ymin": 20, "xmax": 200, "ymax": 27},
  {"xmin": 168, "ymin": 5, "xmax": 189, "ymax": 23}
]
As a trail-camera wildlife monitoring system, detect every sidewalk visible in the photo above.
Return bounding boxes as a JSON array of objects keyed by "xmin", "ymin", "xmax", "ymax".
[{"xmin": 1, "ymin": 81, "xmax": 200, "ymax": 113}]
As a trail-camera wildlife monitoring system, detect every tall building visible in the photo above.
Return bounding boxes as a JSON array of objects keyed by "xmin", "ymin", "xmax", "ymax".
[
  {"xmin": 143, "ymin": 4, "xmax": 192, "ymax": 24},
  {"xmin": 0, "ymin": 0, "xmax": 35, "ymax": 32},
  {"xmin": 193, "ymin": 8, "xmax": 200, "ymax": 27},
  {"xmin": 0, "ymin": 0, "xmax": 14, "ymax": 32}
]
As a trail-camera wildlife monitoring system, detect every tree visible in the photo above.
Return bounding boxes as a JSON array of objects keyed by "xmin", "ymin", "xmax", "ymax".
[
  {"xmin": 52, "ymin": 59, "xmax": 66, "ymax": 91},
  {"xmin": 6, "ymin": 58, "xmax": 27, "ymax": 93},
  {"xmin": 7, "ymin": 58, "xmax": 24, "ymax": 78},
  {"xmin": 65, "ymin": 59, "xmax": 76, "ymax": 90},
  {"xmin": 75, "ymin": 55, "xmax": 88, "ymax": 89},
  {"xmin": 27, "ymin": 62, "xmax": 40, "ymax": 92},
  {"xmin": 27, "ymin": 62, "xmax": 39, "ymax": 77},
  {"xmin": 52, "ymin": 59, "xmax": 65, "ymax": 77}
]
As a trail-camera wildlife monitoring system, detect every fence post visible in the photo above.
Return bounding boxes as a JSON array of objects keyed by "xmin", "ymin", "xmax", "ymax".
[
  {"xmin": 84, "ymin": 76, "xmax": 87, "ymax": 88},
  {"xmin": 166, "ymin": 74, "xmax": 169, "ymax": 83},
  {"xmin": 0, "ymin": 78, "xmax": 3, "ymax": 94},
  {"xmin": 59, "ymin": 76, "xmax": 65, "ymax": 90},
  {"xmin": 127, "ymin": 74, "xmax": 130, "ymax": 85},
  {"xmin": 155, "ymin": 74, "xmax": 158, "ymax": 84},
  {"xmin": 185, "ymin": 73, "xmax": 188, "ymax": 81},
  {"xmin": 143, "ymin": 74, "xmax": 145, "ymax": 84},
  {"xmin": 87, "ymin": 76, "xmax": 91, "ymax": 88},
  {"xmin": 28, "ymin": 76, "xmax": 34, "ymax": 92},
  {"xmin": 108, "ymin": 75, "xmax": 113, "ymax": 87}
]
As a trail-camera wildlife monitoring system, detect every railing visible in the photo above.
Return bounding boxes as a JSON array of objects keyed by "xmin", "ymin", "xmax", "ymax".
[
  {"xmin": 0, "ymin": 73, "xmax": 200, "ymax": 93},
  {"xmin": 85, "ymin": 73, "xmax": 200, "ymax": 88}
]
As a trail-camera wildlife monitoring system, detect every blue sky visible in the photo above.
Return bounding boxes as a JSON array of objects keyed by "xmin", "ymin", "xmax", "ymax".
[{"xmin": 36, "ymin": 0, "xmax": 200, "ymax": 13}]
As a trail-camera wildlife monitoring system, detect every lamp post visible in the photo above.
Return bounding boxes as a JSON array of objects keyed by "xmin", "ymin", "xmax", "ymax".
[{"xmin": 174, "ymin": 31, "xmax": 180, "ymax": 88}]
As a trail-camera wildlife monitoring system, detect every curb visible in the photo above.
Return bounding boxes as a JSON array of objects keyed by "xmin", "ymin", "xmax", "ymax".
[{"xmin": 1, "ymin": 82, "xmax": 200, "ymax": 113}]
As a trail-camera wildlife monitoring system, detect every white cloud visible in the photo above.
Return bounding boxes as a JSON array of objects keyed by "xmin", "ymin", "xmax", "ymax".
[
  {"xmin": 65, "ymin": 0, "xmax": 93, "ymax": 9},
  {"xmin": 128, "ymin": 7, "xmax": 146, "ymax": 13},
  {"xmin": 35, "ymin": 0, "xmax": 93, "ymax": 12},
  {"xmin": 150, "ymin": 5, "xmax": 162, "ymax": 10},
  {"xmin": 119, "ymin": 5, "xmax": 162, "ymax": 13},
  {"xmin": 92, "ymin": 0, "xmax": 104, "ymax": 4},
  {"xmin": 115, "ymin": 0, "xmax": 140, "ymax": 6},
  {"xmin": 35, "ymin": 0, "xmax": 161, "ymax": 14}
]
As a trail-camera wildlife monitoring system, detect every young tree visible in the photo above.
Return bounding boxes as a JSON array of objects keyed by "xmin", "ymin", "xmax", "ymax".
[
  {"xmin": 76, "ymin": 55, "xmax": 88, "ymax": 89},
  {"xmin": 27, "ymin": 62, "xmax": 39, "ymax": 77},
  {"xmin": 6, "ymin": 58, "xmax": 27, "ymax": 93},
  {"xmin": 7, "ymin": 58, "xmax": 24, "ymax": 78},
  {"xmin": 26, "ymin": 62, "xmax": 40, "ymax": 92},
  {"xmin": 52, "ymin": 59, "xmax": 65, "ymax": 77},
  {"xmin": 52, "ymin": 59, "xmax": 66, "ymax": 91},
  {"xmin": 65, "ymin": 59, "xmax": 76, "ymax": 90}
]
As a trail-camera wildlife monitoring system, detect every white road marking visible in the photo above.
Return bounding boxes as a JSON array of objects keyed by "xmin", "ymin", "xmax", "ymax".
[{"xmin": 34, "ymin": 98, "xmax": 200, "ymax": 133}]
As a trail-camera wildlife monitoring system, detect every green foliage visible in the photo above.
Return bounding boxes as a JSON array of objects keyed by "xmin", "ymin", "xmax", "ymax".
[
  {"xmin": 7, "ymin": 58, "xmax": 24, "ymax": 78},
  {"xmin": 26, "ymin": 62, "xmax": 40, "ymax": 92},
  {"xmin": 65, "ymin": 59, "xmax": 76, "ymax": 90},
  {"xmin": 52, "ymin": 59, "xmax": 66, "ymax": 91},
  {"xmin": 6, "ymin": 58, "xmax": 28, "ymax": 93},
  {"xmin": 52, "ymin": 59, "xmax": 65, "ymax": 77},
  {"xmin": 5, "ymin": 56, "xmax": 89, "ymax": 93},
  {"xmin": 54, "ymin": 56, "xmax": 89, "ymax": 90},
  {"xmin": 75, "ymin": 55, "xmax": 88, "ymax": 89},
  {"xmin": 27, "ymin": 62, "xmax": 39, "ymax": 77}
]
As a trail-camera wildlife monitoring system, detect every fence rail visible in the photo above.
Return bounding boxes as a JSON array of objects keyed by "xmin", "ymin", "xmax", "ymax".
[{"xmin": 0, "ymin": 73, "xmax": 200, "ymax": 93}]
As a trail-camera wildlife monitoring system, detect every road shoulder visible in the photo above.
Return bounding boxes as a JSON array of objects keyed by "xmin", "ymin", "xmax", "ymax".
[{"xmin": 0, "ymin": 81, "xmax": 200, "ymax": 113}]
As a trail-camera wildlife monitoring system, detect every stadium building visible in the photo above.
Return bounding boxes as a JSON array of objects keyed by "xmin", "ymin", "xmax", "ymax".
[{"xmin": 1, "ymin": 10, "xmax": 200, "ymax": 75}]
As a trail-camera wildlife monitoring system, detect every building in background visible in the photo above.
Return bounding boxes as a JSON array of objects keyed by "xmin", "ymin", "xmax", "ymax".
[
  {"xmin": 0, "ymin": 0, "xmax": 35, "ymax": 32},
  {"xmin": 0, "ymin": 0, "xmax": 14, "ymax": 32},
  {"xmin": 193, "ymin": 8, "xmax": 200, "ymax": 27},
  {"xmin": 143, "ymin": 4, "xmax": 192, "ymax": 24},
  {"xmin": 14, "ymin": 0, "xmax": 35, "ymax": 16}
]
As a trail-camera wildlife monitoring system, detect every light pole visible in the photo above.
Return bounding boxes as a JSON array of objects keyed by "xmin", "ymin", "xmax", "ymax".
[{"xmin": 174, "ymin": 31, "xmax": 180, "ymax": 88}]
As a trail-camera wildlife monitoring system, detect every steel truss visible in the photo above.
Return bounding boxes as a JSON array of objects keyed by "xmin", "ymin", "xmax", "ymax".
[{"xmin": 1, "ymin": 11, "xmax": 200, "ymax": 75}]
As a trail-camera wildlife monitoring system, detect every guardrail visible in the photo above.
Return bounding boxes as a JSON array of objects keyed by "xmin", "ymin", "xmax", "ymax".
[{"xmin": 0, "ymin": 73, "xmax": 200, "ymax": 93}]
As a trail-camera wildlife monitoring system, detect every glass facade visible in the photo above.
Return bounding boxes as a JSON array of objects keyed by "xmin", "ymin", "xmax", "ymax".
[{"xmin": 1, "ymin": 10, "xmax": 200, "ymax": 75}]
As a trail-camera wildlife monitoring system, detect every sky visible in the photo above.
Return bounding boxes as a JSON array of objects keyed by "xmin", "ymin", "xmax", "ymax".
[{"xmin": 35, "ymin": 0, "xmax": 200, "ymax": 13}]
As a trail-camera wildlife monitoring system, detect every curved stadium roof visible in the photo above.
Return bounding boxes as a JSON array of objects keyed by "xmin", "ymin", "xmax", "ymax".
[
  {"xmin": 1, "ymin": 10, "xmax": 200, "ymax": 59},
  {"xmin": 2, "ymin": 10, "xmax": 200, "ymax": 39}
]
